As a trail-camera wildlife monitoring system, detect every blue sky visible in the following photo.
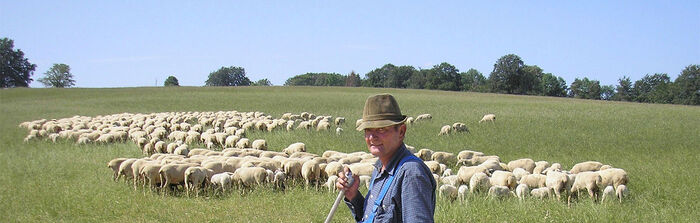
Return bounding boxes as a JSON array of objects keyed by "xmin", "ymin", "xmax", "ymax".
[{"xmin": 2, "ymin": 1, "xmax": 698, "ymax": 88}]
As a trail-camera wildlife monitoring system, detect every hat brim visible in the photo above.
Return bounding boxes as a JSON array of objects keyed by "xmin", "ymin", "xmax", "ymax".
[{"xmin": 356, "ymin": 116, "xmax": 407, "ymax": 131}]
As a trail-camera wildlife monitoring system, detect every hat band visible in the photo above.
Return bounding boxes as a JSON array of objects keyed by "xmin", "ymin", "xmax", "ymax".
[{"xmin": 363, "ymin": 113, "xmax": 405, "ymax": 122}]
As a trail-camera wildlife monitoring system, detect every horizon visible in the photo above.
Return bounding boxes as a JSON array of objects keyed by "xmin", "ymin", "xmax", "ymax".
[{"xmin": 2, "ymin": 1, "xmax": 698, "ymax": 88}]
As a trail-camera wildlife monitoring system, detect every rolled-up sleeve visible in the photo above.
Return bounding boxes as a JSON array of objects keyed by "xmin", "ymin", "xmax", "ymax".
[
  {"xmin": 399, "ymin": 162, "xmax": 436, "ymax": 222},
  {"xmin": 345, "ymin": 193, "xmax": 366, "ymax": 222}
]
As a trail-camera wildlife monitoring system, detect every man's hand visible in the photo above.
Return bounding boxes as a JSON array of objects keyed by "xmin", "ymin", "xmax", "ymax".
[{"xmin": 336, "ymin": 166, "xmax": 360, "ymax": 200}]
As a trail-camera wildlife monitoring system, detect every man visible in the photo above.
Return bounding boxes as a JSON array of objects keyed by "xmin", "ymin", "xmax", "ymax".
[{"xmin": 336, "ymin": 93, "xmax": 436, "ymax": 223}]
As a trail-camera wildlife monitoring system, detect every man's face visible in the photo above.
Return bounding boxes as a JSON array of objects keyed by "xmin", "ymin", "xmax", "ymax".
[{"xmin": 364, "ymin": 124, "xmax": 406, "ymax": 159}]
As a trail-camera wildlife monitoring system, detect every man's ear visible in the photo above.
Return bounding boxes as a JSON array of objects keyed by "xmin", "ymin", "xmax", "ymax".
[{"xmin": 398, "ymin": 124, "xmax": 407, "ymax": 139}]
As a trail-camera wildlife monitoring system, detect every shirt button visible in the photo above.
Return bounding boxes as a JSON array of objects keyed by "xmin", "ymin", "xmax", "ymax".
[
  {"xmin": 365, "ymin": 215, "xmax": 368, "ymax": 219},
  {"xmin": 382, "ymin": 205, "xmax": 386, "ymax": 209},
  {"xmin": 370, "ymin": 195, "xmax": 373, "ymax": 198}
]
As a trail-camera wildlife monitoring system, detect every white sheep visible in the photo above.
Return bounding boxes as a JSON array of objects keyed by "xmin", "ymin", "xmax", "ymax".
[
  {"xmin": 184, "ymin": 167, "xmax": 210, "ymax": 196},
  {"xmin": 598, "ymin": 168, "xmax": 629, "ymax": 189},
  {"xmin": 301, "ymin": 160, "xmax": 321, "ymax": 188},
  {"xmin": 235, "ymin": 138, "xmax": 250, "ymax": 149},
  {"xmin": 316, "ymin": 121, "xmax": 330, "ymax": 131},
  {"xmin": 457, "ymin": 185, "xmax": 469, "ymax": 201},
  {"xmin": 490, "ymin": 170, "xmax": 517, "ymax": 189},
  {"xmin": 469, "ymin": 172, "xmax": 491, "ymax": 194},
  {"xmin": 570, "ymin": 161, "xmax": 604, "ymax": 174},
  {"xmin": 601, "ymin": 185, "xmax": 615, "ymax": 202},
  {"xmin": 107, "ymin": 158, "xmax": 128, "ymax": 181},
  {"xmin": 415, "ymin": 148, "xmax": 434, "ymax": 161},
  {"xmin": 439, "ymin": 184, "xmax": 458, "ymax": 201},
  {"xmin": 532, "ymin": 161, "xmax": 551, "ymax": 175},
  {"xmin": 452, "ymin": 122, "xmax": 468, "ymax": 132},
  {"xmin": 568, "ymin": 171, "xmax": 603, "ymax": 203},
  {"xmin": 507, "ymin": 158, "xmax": 536, "ymax": 173},
  {"xmin": 273, "ymin": 170, "xmax": 287, "ymax": 190},
  {"xmin": 442, "ymin": 168, "xmax": 453, "ymax": 178},
  {"xmin": 210, "ymin": 172, "xmax": 234, "ymax": 192},
  {"xmin": 415, "ymin": 114, "xmax": 432, "ymax": 122},
  {"xmin": 334, "ymin": 117, "xmax": 345, "ymax": 126},
  {"xmin": 438, "ymin": 125, "xmax": 452, "ymax": 136},
  {"xmin": 457, "ymin": 150, "xmax": 484, "ymax": 161},
  {"xmin": 335, "ymin": 127, "xmax": 343, "ymax": 135},
  {"xmin": 224, "ymin": 135, "xmax": 240, "ymax": 148},
  {"xmin": 431, "ymin": 152, "xmax": 456, "ymax": 164},
  {"xmin": 159, "ymin": 163, "xmax": 198, "ymax": 193},
  {"xmin": 440, "ymin": 175, "xmax": 460, "ymax": 187},
  {"xmin": 616, "ymin": 184, "xmax": 629, "ymax": 203},
  {"xmin": 488, "ymin": 185, "xmax": 512, "ymax": 199},
  {"xmin": 458, "ymin": 165, "xmax": 489, "ymax": 186},
  {"xmin": 516, "ymin": 183, "xmax": 529, "ymax": 200},
  {"xmin": 324, "ymin": 175, "xmax": 339, "ymax": 192},
  {"xmin": 519, "ymin": 174, "xmax": 547, "ymax": 189},
  {"xmin": 232, "ymin": 167, "xmax": 268, "ymax": 189},
  {"xmin": 545, "ymin": 170, "xmax": 571, "ymax": 201},
  {"xmin": 251, "ymin": 139, "xmax": 267, "ymax": 150},
  {"xmin": 283, "ymin": 142, "xmax": 306, "ymax": 155},
  {"xmin": 479, "ymin": 114, "xmax": 496, "ymax": 123},
  {"xmin": 530, "ymin": 187, "xmax": 550, "ymax": 199},
  {"xmin": 512, "ymin": 168, "xmax": 529, "ymax": 181}
]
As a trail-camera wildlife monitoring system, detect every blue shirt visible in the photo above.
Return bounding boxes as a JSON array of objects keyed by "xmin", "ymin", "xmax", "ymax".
[{"xmin": 345, "ymin": 145, "xmax": 436, "ymax": 223}]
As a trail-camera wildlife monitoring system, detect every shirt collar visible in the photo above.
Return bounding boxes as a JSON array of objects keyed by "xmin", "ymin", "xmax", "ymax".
[{"xmin": 373, "ymin": 144, "xmax": 409, "ymax": 176}]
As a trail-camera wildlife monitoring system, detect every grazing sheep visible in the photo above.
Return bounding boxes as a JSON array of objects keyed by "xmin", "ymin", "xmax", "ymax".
[
  {"xmin": 601, "ymin": 186, "xmax": 615, "ymax": 202},
  {"xmin": 424, "ymin": 161, "xmax": 443, "ymax": 175},
  {"xmin": 273, "ymin": 170, "xmax": 287, "ymax": 190},
  {"xmin": 570, "ymin": 161, "xmax": 604, "ymax": 174},
  {"xmin": 232, "ymin": 167, "xmax": 268, "ymax": 189},
  {"xmin": 599, "ymin": 164, "xmax": 613, "ymax": 171},
  {"xmin": 359, "ymin": 175, "xmax": 372, "ymax": 190},
  {"xmin": 235, "ymin": 138, "xmax": 250, "ymax": 149},
  {"xmin": 469, "ymin": 172, "xmax": 491, "ymax": 194},
  {"xmin": 531, "ymin": 187, "xmax": 550, "ymax": 199},
  {"xmin": 415, "ymin": 114, "xmax": 432, "ymax": 122},
  {"xmin": 348, "ymin": 163, "xmax": 375, "ymax": 176},
  {"xmin": 118, "ymin": 158, "xmax": 139, "ymax": 182},
  {"xmin": 173, "ymin": 144, "xmax": 189, "ymax": 156},
  {"xmin": 457, "ymin": 150, "xmax": 484, "ymax": 161},
  {"xmin": 283, "ymin": 142, "xmax": 306, "ymax": 155},
  {"xmin": 545, "ymin": 170, "xmax": 571, "ymax": 201},
  {"xmin": 107, "ymin": 158, "xmax": 128, "ymax": 181},
  {"xmin": 334, "ymin": 117, "xmax": 345, "ymax": 126},
  {"xmin": 301, "ymin": 160, "xmax": 321, "ymax": 188},
  {"xmin": 335, "ymin": 127, "xmax": 343, "ymax": 135},
  {"xmin": 458, "ymin": 165, "xmax": 489, "ymax": 186},
  {"xmin": 324, "ymin": 162, "xmax": 344, "ymax": 178},
  {"xmin": 616, "ymin": 185, "xmax": 629, "ymax": 203},
  {"xmin": 542, "ymin": 163, "xmax": 562, "ymax": 175},
  {"xmin": 479, "ymin": 114, "xmax": 496, "ymax": 123},
  {"xmin": 569, "ymin": 172, "xmax": 603, "ymax": 203},
  {"xmin": 439, "ymin": 184, "xmax": 458, "ymax": 201},
  {"xmin": 316, "ymin": 121, "xmax": 330, "ymax": 131},
  {"xmin": 442, "ymin": 168, "xmax": 453, "ymax": 177},
  {"xmin": 469, "ymin": 155, "xmax": 500, "ymax": 166},
  {"xmin": 224, "ymin": 135, "xmax": 240, "ymax": 148},
  {"xmin": 490, "ymin": 170, "xmax": 517, "ymax": 189},
  {"xmin": 438, "ymin": 125, "xmax": 452, "ymax": 136},
  {"xmin": 405, "ymin": 117, "xmax": 414, "ymax": 125},
  {"xmin": 184, "ymin": 167, "xmax": 210, "ymax": 196},
  {"xmin": 159, "ymin": 163, "xmax": 198, "ymax": 192},
  {"xmin": 415, "ymin": 148, "xmax": 434, "ymax": 161},
  {"xmin": 478, "ymin": 159, "xmax": 504, "ymax": 171},
  {"xmin": 457, "ymin": 185, "xmax": 469, "ymax": 201},
  {"xmin": 283, "ymin": 160, "xmax": 303, "ymax": 180},
  {"xmin": 210, "ymin": 172, "xmax": 234, "ymax": 192},
  {"xmin": 440, "ymin": 175, "xmax": 460, "ymax": 187},
  {"xmin": 140, "ymin": 163, "xmax": 164, "ymax": 188},
  {"xmin": 488, "ymin": 185, "xmax": 512, "ymax": 198},
  {"xmin": 512, "ymin": 168, "xmax": 529, "ymax": 181},
  {"xmin": 507, "ymin": 158, "xmax": 536, "ymax": 173},
  {"xmin": 516, "ymin": 184, "xmax": 529, "ymax": 200},
  {"xmin": 452, "ymin": 122, "xmax": 468, "ymax": 132},
  {"xmin": 519, "ymin": 174, "xmax": 547, "ymax": 189},
  {"xmin": 324, "ymin": 175, "xmax": 339, "ymax": 192},
  {"xmin": 533, "ymin": 161, "xmax": 551, "ymax": 175},
  {"xmin": 251, "ymin": 139, "xmax": 267, "ymax": 150},
  {"xmin": 598, "ymin": 168, "xmax": 629, "ymax": 189},
  {"xmin": 431, "ymin": 152, "xmax": 456, "ymax": 164}
]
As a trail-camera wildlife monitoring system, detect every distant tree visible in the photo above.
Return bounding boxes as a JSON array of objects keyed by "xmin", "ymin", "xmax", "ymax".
[
  {"xmin": 37, "ymin": 63, "xmax": 75, "ymax": 88},
  {"xmin": 633, "ymin": 73, "xmax": 673, "ymax": 104},
  {"xmin": 405, "ymin": 69, "xmax": 427, "ymax": 89},
  {"xmin": 489, "ymin": 54, "xmax": 525, "ymax": 94},
  {"xmin": 205, "ymin": 66, "xmax": 251, "ymax": 86},
  {"xmin": 600, "ymin": 85, "xmax": 616, "ymax": 100},
  {"xmin": 520, "ymin": 65, "xmax": 544, "ymax": 94},
  {"xmin": 424, "ymin": 62, "xmax": 462, "ymax": 91},
  {"xmin": 1, "ymin": 37, "xmax": 36, "ymax": 88},
  {"xmin": 363, "ymin": 64, "xmax": 395, "ymax": 88},
  {"xmin": 461, "ymin": 68, "xmax": 487, "ymax": 92},
  {"xmin": 164, "ymin": 76, "xmax": 179, "ymax": 86},
  {"xmin": 613, "ymin": 76, "xmax": 634, "ymax": 101},
  {"xmin": 540, "ymin": 73, "xmax": 567, "ymax": 97},
  {"xmin": 344, "ymin": 71, "xmax": 361, "ymax": 87},
  {"xmin": 252, "ymin": 78, "xmax": 272, "ymax": 86},
  {"xmin": 285, "ymin": 73, "xmax": 345, "ymax": 86},
  {"xmin": 672, "ymin": 64, "xmax": 699, "ymax": 105},
  {"xmin": 569, "ymin": 77, "xmax": 601, "ymax": 99}
]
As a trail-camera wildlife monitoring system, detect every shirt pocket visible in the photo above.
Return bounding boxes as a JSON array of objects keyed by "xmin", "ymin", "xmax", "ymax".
[{"xmin": 373, "ymin": 202, "xmax": 396, "ymax": 223}]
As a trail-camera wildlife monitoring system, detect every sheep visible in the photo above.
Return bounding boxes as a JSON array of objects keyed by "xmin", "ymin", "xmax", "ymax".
[
  {"xmin": 324, "ymin": 175, "xmax": 339, "ymax": 192},
  {"xmin": 235, "ymin": 138, "xmax": 250, "ymax": 149},
  {"xmin": 431, "ymin": 152, "xmax": 456, "ymax": 164},
  {"xmin": 440, "ymin": 175, "xmax": 460, "ymax": 187},
  {"xmin": 154, "ymin": 141, "xmax": 166, "ymax": 153},
  {"xmin": 478, "ymin": 159, "xmax": 504, "ymax": 171},
  {"xmin": 457, "ymin": 150, "xmax": 484, "ymax": 161},
  {"xmin": 519, "ymin": 174, "xmax": 547, "ymax": 189},
  {"xmin": 516, "ymin": 184, "xmax": 529, "ymax": 200},
  {"xmin": 232, "ymin": 167, "xmax": 268, "ymax": 189},
  {"xmin": 131, "ymin": 159, "xmax": 158, "ymax": 189},
  {"xmin": 335, "ymin": 127, "xmax": 343, "ymax": 135},
  {"xmin": 285, "ymin": 121, "xmax": 295, "ymax": 131},
  {"xmin": 316, "ymin": 121, "xmax": 331, "ymax": 131},
  {"xmin": 452, "ymin": 122, "xmax": 468, "ymax": 133},
  {"xmin": 533, "ymin": 161, "xmax": 551, "ymax": 175},
  {"xmin": 507, "ymin": 158, "xmax": 536, "ymax": 173},
  {"xmin": 569, "ymin": 171, "xmax": 603, "ymax": 203},
  {"xmin": 512, "ymin": 168, "xmax": 529, "ymax": 181},
  {"xmin": 324, "ymin": 162, "xmax": 344, "ymax": 179},
  {"xmin": 415, "ymin": 148, "xmax": 434, "ymax": 161},
  {"xmin": 348, "ymin": 163, "xmax": 375, "ymax": 176},
  {"xmin": 458, "ymin": 165, "xmax": 489, "ymax": 186},
  {"xmin": 457, "ymin": 185, "xmax": 469, "ymax": 201},
  {"xmin": 570, "ymin": 161, "xmax": 604, "ymax": 174},
  {"xmin": 488, "ymin": 185, "xmax": 512, "ymax": 199},
  {"xmin": 140, "ymin": 163, "xmax": 164, "ymax": 189},
  {"xmin": 469, "ymin": 155, "xmax": 500, "ymax": 166},
  {"xmin": 334, "ymin": 117, "xmax": 345, "ymax": 126},
  {"xmin": 546, "ymin": 170, "xmax": 571, "ymax": 200},
  {"xmin": 616, "ymin": 185, "xmax": 629, "ymax": 203},
  {"xmin": 438, "ymin": 125, "xmax": 452, "ymax": 136},
  {"xmin": 479, "ymin": 114, "xmax": 496, "ymax": 123},
  {"xmin": 251, "ymin": 139, "xmax": 267, "ymax": 150},
  {"xmin": 184, "ymin": 167, "xmax": 211, "ymax": 197},
  {"xmin": 424, "ymin": 161, "xmax": 443, "ymax": 175},
  {"xmin": 359, "ymin": 175, "xmax": 372, "ymax": 190},
  {"xmin": 273, "ymin": 170, "xmax": 287, "ymax": 190},
  {"xmin": 531, "ymin": 187, "xmax": 550, "ymax": 199},
  {"xmin": 159, "ymin": 163, "xmax": 198, "ymax": 192},
  {"xmin": 283, "ymin": 142, "xmax": 306, "ymax": 155},
  {"xmin": 542, "ymin": 163, "xmax": 562, "ymax": 174},
  {"xmin": 107, "ymin": 158, "xmax": 128, "ymax": 181},
  {"xmin": 224, "ymin": 135, "xmax": 240, "ymax": 148},
  {"xmin": 296, "ymin": 121, "xmax": 312, "ymax": 130},
  {"xmin": 469, "ymin": 172, "xmax": 491, "ymax": 194},
  {"xmin": 490, "ymin": 170, "xmax": 517, "ymax": 189},
  {"xmin": 117, "ymin": 158, "xmax": 139, "ymax": 182},
  {"xmin": 301, "ymin": 160, "xmax": 322, "ymax": 188},
  {"xmin": 415, "ymin": 114, "xmax": 432, "ymax": 122},
  {"xmin": 405, "ymin": 117, "xmax": 414, "ymax": 125},
  {"xmin": 442, "ymin": 168, "xmax": 453, "ymax": 177},
  {"xmin": 439, "ymin": 184, "xmax": 458, "ymax": 201},
  {"xmin": 210, "ymin": 172, "xmax": 234, "ymax": 192},
  {"xmin": 598, "ymin": 168, "xmax": 629, "ymax": 189},
  {"xmin": 283, "ymin": 160, "xmax": 303, "ymax": 180},
  {"xmin": 601, "ymin": 185, "xmax": 615, "ymax": 202},
  {"xmin": 599, "ymin": 164, "xmax": 613, "ymax": 171}
]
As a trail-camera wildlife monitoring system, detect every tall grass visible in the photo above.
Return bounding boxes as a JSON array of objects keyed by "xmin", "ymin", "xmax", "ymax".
[{"xmin": 1, "ymin": 86, "xmax": 698, "ymax": 222}]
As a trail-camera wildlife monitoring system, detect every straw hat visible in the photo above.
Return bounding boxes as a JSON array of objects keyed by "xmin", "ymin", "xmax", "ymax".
[{"xmin": 356, "ymin": 94, "xmax": 407, "ymax": 131}]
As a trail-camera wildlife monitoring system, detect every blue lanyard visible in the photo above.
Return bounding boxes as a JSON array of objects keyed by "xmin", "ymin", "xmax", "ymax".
[{"xmin": 362, "ymin": 155, "xmax": 421, "ymax": 223}]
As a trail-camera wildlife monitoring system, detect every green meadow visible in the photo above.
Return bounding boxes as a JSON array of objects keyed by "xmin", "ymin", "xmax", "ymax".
[{"xmin": 1, "ymin": 86, "xmax": 698, "ymax": 222}]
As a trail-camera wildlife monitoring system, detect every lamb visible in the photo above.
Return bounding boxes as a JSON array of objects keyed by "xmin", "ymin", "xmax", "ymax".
[
  {"xmin": 598, "ymin": 168, "xmax": 629, "ymax": 189},
  {"xmin": 325, "ymin": 175, "xmax": 339, "ymax": 192},
  {"xmin": 335, "ymin": 127, "xmax": 343, "ymax": 135},
  {"xmin": 488, "ymin": 185, "xmax": 512, "ymax": 199},
  {"xmin": 570, "ymin": 161, "xmax": 604, "ymax": 174},
  {"xmin": 251, "ymin": 139, "xmax": 267, "ymax": 150},
  {"xmin": 235, "ymin": 138, "xmax": 250, "ymax": 149},
  {"xmin": 273, "ymin": 170, "xmax": 287, "ymax": 190},
  {"xmin": 531, "ymin": 187, "xmax": 550, "ymax": 199},
  {"xmin": 541, "ymin": 163, "xmax": 562, "ymax": 174},
  {"xmin": 431, "ymin": 152, "xmax": 456, "ymax": 164},
  {"xmin": 490, "ymin": 170, "xmax": 517, "ymax": 189},
  {"xmin": 616, "ymin": 184, "xmax": 629, "ymax": 203},
  {"xmin": 545, "ymin": 170, "xmax": 571, "ymax": 200},
  {"xmin": 440, "ymin": 175, "xmax": 460, "ymax": 187},
  {"xmin": 424, "ymin": 161, "xmax": 443, "ymax": 175},
  {"xmin": 479, "ymin": 114, "xmax": 496, "ymax": 123},
  {"xmin": 439, "ymin": 184, "xmax": 458, "ymax": 201},
  {"xmin": 334, "ymin": 117, "xmax": 345, "ymax": 126},
  {"xmin": 283, "ymin": 142, "xmax": 306, "ymax": 155},
  {"xmin": 507, "ymin": 158, "xmax": 536, "ymax": 173},
  {"xmin": 457, "ymin": 185, "xmax": 469, "ymax": 201},
  {"xmin": 324, "ymin": 162, "xmax": 344, "ymax": 178},
  {"xmin": 438, "ymin": 125, "xmax": 452, "ymax": 136},
  {"xmin": 601, "ymin": 185, "xmax": 615, "ymax": 202},
  {"xmin": 568, "ymin": 171, "xmax": 603, "ymax": 203},
  {"xmin": 107, "ymin": 158, "xmax": 128, "ymax": 181},
  {"xmin": 442, "ymin": 168, "xmax": 453, "ymax": 177},
  {"xmin": 469, "ymin": 172, "xmax": 491, "ymax": 193},
  {"xmin": 210, "ymin": 172, "xmax": 234, "ymax": 192},
  {"xmin": 516, "ymin": 184, "xmax": 529, "ymax": 200}
]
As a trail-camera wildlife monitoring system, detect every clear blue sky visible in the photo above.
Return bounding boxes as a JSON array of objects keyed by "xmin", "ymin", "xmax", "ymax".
[{"xmin": 2, "ymin": 1, "xmax": 698, "ymax": 88}]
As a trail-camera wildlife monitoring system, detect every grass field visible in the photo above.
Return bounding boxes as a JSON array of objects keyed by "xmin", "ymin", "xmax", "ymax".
[{"xmin": 1, "ymin": 86, "xmax": 698, "ymax": 222}]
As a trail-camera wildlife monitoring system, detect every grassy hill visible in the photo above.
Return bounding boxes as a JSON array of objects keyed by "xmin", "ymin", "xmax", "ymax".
[{"xmin": 1, "ymin": 86, "xmax": 698, "ymax": 222}]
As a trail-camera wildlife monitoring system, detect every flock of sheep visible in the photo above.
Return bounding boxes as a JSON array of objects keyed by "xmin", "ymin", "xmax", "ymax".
[{"xmin": 18, "ymin": 110, "xmax": 629, "ymax": 205}]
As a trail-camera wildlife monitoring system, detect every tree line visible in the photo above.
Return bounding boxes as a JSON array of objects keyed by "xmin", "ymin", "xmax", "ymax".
[{"xmin": 2, "ymin": 37, "xmax": 697, "ymax": 105}]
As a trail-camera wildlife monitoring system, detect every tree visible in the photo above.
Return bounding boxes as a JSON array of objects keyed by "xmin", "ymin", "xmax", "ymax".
[
  {"xmin": 252, "ymin": 78, "xmax": 272, "ymax": 86},
  {"xmin": 461, "ymin": 69, "xmax": 488, "ymax": 92},
  {"xmin": 600, "ymin": 85, "xmax": 615, "ymax": 100},
  {"xmin": 540, "ymin": 73, "xmax": 567, "ymax": 97},
  {"xmin": 672, "ymin": 64, "xmax": 699, "ymax": 105},
  {"xmin": 613, "ymin": 76, "xmax": 634, "ymax": 101},
  {"xmin": 405, "ymin": 69, "xmax": 427, "ymax": 89},
  {"xmin": 37, "ymin": 63, "xmax": 75, "ymax": 88},
  {"xmin": 164, "ymin": 76, "xmax": 179, "ymax": 86},
  {"xmin": 284, "ymin": 73, "xmax": 345, "ymax": 86},
  {"xmin": 363, "ymin": 64, "xmax": 395, "ymax": 88},
  {"xmin": 205, "ymin": 66, "xmax": 251, "ymax": 86},
  {"xmin": 569, "ymin": 77, "xmax": 601, "ymax": 99},
  {"xmin": 1, "ymin": 37, "xmax": 36, "ymax": 88},
  {"xmin": 633, "ymin": 73, "xmax": 673, "ymax": 104},
  {"xmin": 489, "ymin": 54, "xmax": 525, "ymax": 94},
  {"xmin": 345, "ymin": 71, "xmax": 362, "ymax": 87},
  {"xmin": 520, "ymin": 65, "xmax": 544, "ymax": 94},
  {"xmin": 424, "ymin": 62, "xmax": 462, "ymax": 91}
]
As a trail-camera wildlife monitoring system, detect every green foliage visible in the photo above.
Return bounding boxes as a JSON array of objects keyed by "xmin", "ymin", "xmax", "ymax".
[
  {"xmin": 252, "ymin": 78, "xmax": 272, "ymax": 86},
  {"xmin": 205, "ymin": 66, "xmax": 251, "ymax": 86},
  {"xmin": 0, "ymin": 37, "xmax": 36, "ymax": 88},
  {"xmin": 489, "ymin": 54, "xmax": 525, "ymax": 94},
  {"xmin": 569, "ymin": 77, "xmax": 601, "ymax": 99},
  {"xmin": 600, "ymin": 84, "xmax": 615, "ymax": 100},
  {"xmin": 163, "ymin": 76, "xmax": 179, "ymax": 86},
  {"xmin": 284, "ymin": 73, "xmax": 345, "ymax": 86},
  {"xmin": 460, "ymin": 68, "xmax": 488, "ymax": 92},
  {"xmin": 672, "ymin": 64, "xmax": 699, "ymax": 105},
  {"xmin": 345, "ymin": 71, "xmax": 362, "ymax": 87},
  {"xmin": 361, "ymin": 64, "xmax": 416, "ymax": 88},
  {"xmin": 1, "ymin": 87, "xmax": 699, "ymax": 222},
  {"xmin": 613, "ymin": 76, "xmax": 634, "ymax": 101},
  {"xmin": 540, "ymin": 73, "xmax": 567, "ymax": 97},
  {"xmin": 424, "ymin": 62, "xmax": 462, "ymax": 91},
  {"xmin": 405, "ymin": 69, "xmax": 428, "ymax": 89},
  {"xmin": 37, "ymin": 63, "xmax": 75, "ymax": 88},
  {"xmin": 633, "ymin": 73, "xmax": 673, "ymax": 104}
]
